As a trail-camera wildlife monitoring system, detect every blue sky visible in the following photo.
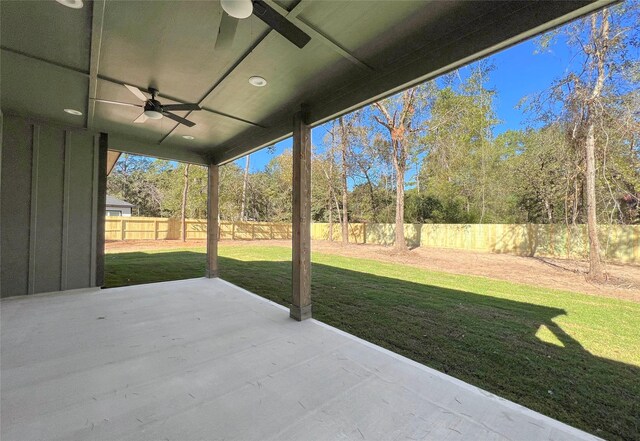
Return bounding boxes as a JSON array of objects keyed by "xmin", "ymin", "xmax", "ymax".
[{"xmin": 234, "ymin": 35, "xmax": 575, "ymax": 173}]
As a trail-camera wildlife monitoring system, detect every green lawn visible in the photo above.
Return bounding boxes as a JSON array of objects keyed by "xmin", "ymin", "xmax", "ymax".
[{"xmin": 105, "ymin": 245, "xmax": 640, "ymax": 441}]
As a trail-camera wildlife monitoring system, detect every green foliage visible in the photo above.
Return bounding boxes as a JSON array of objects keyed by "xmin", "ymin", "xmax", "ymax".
[
  {"xmin": 108, "ymin": 156, "xmax": 245, "ymax": 220},
  {"xmin": 155, "ymin": 162, "xmax": 208, "ymax": 219},
  {"xmin": 418, "ymin": 63, "xmax": 510, "ymax": 223},
  {"xmin": 522, "ymin": 2, "xmax": 640, "ymax": 226},
  {"xmin": 107, "ymin": 154, "xmax": 166, "ymax": 216}
]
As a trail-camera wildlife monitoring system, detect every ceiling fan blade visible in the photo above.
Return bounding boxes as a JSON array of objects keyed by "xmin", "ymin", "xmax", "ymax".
[
  {"xmin": 94, "ymin": 99, "xmax": 142, "ymax": 108},
  {"xmin": 133, "ymin": 113, "xmax": 148, "ymax": 124},
  {"xmin": 163, "ymin": 111, "xmax": 196, "ymax": 128},
  {"xmin": 124, "ymin": 84, "xmax": 148, "ymax": 102},
  {"xmin": 215, "ymin": 12, "xmax": 238, "ymax": 52},
  {"xmin": 162, "ymin": 103, "xmax": 201, "ymax": 111},
  {"xmin": 252, "ymin": 0, "xmax": 310, "ymax": 49}
]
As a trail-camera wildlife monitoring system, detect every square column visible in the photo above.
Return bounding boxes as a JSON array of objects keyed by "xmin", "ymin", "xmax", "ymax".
[
  {"xmin": 290, "ymin": 110, "xmax": 312, "ymax": 321},
  {"xmin": 206, "ymin": 164, "xmax": 219, "ymax": 278}
]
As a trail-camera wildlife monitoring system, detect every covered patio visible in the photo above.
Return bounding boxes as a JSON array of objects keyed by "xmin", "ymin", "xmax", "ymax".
[
  {"xmin": 0, "ymin": 0, "xmax": 614, "ymax": 439},
  {"xmin": 1, "ymin": 278, "xmax": 598, "ymax": 440}
]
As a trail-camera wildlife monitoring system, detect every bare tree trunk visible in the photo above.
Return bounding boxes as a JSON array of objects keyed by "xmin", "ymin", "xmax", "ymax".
[
  {"xmin": 363, "ymin": 170, "xmax": 377, "ymax": 219},
  {"xmin": 328, "ymin": 196, "xmax": 333, "ymax": 241},
  {"xmin": 585, "ymin": 122, "xmax": 603, "ymax": 279},
  {"xmin": 240, "ymin": 155, "xmax": 250, "ymax": 221},
  {"xmin": 323, "ymin": 143, "xmax": 336, "ymax": 242},
  {"xmin": 339, "ymin": 117, "xmax": 349, "ymax": 245},
  {"xmin": 394, "ymin": 158, "xmax": 407, "ymax": 249},
  {"xmin": 372, "ymin": 90, "xmax": 417, "ymax": 251},
  {"xmin": 181, "ymin": 164, "xmax": 191, "ymax": 242},
  {"xmin": 584, "ymin": 10, "xmax": 609, "ymax": 281},
  {"xmin": 544, "ymin": 199, "xmax": 553, "ymax": 223}
]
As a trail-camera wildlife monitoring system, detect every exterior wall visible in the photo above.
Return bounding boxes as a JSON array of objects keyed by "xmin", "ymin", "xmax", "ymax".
[
  {"xmin": 0, "ymin": 115, "xmax": 107, "ymax": 297},
  {"xmin": 106, "ymin": 206, "xmax": 132, "ymax": 216}
]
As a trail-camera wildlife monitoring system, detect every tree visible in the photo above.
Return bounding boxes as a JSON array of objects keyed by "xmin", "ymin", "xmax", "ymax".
[
  {"xmin": 371, "ymin": 87, "xmax": 427, "ymax": 249},
  {"xmin": 240, "ymin": 154, "xmax": 250, "ymax": 221},
  {"xmin": 181, "ymin": 164, "xmax": 190, "ymax": 242},
  {"xmin": 531, "ymin": 3, "xmax": 639, "ymax": 280},
  {"xmin": 107, "ymin": 154, "xmax": 166, "ymax": 216},
  {"xmin": 324, "ymin": 113, "xmax": 363, "ymax": 243},
  {"xmin": 338, "ymin": 117, "xmax": 350, "ymax": 244},
  {"xmin": 219, "ymin": 163, "xmax": 244, "ymax": 220},
  {"xmin": 419, "ymin": 63, "xmax": 503, "ymax": 223}
]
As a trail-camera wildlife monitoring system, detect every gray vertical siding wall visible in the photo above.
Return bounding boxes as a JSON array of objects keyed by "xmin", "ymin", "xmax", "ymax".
[{"xmin": 0, "ymin": 115, "xmax": 106, "ymax": 297}]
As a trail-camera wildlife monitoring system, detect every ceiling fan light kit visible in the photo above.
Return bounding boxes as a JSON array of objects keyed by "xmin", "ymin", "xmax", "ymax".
[
  {"xmin": 143, "ymin": 110, "xmax": 163, "ymax": 120},
  {"xmin": 55, "ymin": 0, "xmax": 84, "ymax": 9},
  {"xmin": 221, "ymin": 0, "xmax": 253, "ymax": 19}
]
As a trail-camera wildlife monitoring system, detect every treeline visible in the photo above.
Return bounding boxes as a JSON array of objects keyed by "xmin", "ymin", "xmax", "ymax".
[{"xmin": 108, "ymin": 4, "xmax": 638, "ymax": 278}]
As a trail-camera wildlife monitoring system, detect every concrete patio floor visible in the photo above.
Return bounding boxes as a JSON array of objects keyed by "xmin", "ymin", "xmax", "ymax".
[{"xmin": 1, "ymin": 278, "xmax": 599, "ymax": 441}]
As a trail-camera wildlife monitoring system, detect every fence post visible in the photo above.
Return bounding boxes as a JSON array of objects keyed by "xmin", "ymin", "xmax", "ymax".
[
  {"xmin": 232, "ymin": 222, "xmax": 236, "ymax": 240},
  {"xmin": 252, "ymin": 223, "xmax": 256, "ymax": 240},
  {"xmin": 154, "ymin": 219, "xmax": 158, "ymax": 240},
  {"xmin": 120, "ymin": 218, "xmax": 126, "ymax": 240}
]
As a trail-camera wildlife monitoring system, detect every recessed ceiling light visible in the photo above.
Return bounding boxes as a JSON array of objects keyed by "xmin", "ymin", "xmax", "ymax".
[
  {"xmin": 55, "ymin": 0, "xmax": 84, "ymax": 9},
  {"xmin": 64, "ymin": 108, "xmax": 83, "ymax": 116},
  {"xmin": 249, "ymin": 76, "xmax": 267, "ymax": 87},
  {"xmin": 182, "ymin": 135, "xmax": 195, "ymax": 140}
]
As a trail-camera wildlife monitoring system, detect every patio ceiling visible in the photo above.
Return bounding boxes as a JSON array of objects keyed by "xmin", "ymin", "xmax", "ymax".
[{"xmin": 1, "ymin": 0, "xmax": 614, "ymax": 165}]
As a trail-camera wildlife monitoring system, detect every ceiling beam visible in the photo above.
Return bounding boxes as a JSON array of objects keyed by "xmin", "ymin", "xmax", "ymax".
[
  {"xmin": 0, "ymin": 46, "xmax": 89, "ymax": 76},
  {"xmin": 263, "ymin": 0, "xmax": 372, "ymax": 71},
  {"xmin": 87, "ymin": 0, "xmax": 106, "ymax": 130},
  {"xmin": 108, "ymin": 134, "xmax": 208, "ymax": 165},
  {"xmin": 212, "ymin": 121, "xmax": 291, "ymax": 165},
  {"xmin": 199, "ymin": 106, "xmax": 266, "ymax": 128}
]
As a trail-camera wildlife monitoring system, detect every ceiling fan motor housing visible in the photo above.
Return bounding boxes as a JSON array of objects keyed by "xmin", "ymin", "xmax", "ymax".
[{"xmin": 144, "ymin": 99, "xmax": 164, "ymax": 119}]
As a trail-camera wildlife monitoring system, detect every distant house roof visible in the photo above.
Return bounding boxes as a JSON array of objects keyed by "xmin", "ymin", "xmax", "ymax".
[{"xmin": 106, "ymin": 196, "xmax": 134, "ymax": 207}]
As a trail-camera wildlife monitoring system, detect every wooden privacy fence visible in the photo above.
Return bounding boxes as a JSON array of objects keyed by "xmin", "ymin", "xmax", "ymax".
[
  {"xmin": 417, "ymin": 223, "xmax": 640, "ymax": 264},
  {"xmin": 105, "ymin": 217, "xmax": 640, "ymax": 264},
  {"xmin": 105, "ymin": 217, "xmax": 292, "ymax": 241}
]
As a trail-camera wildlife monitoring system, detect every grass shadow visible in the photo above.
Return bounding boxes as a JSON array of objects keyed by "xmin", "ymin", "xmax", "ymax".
[{"xmin": 105, "ymin": 251, "xmax": 639, "ymax": 440}]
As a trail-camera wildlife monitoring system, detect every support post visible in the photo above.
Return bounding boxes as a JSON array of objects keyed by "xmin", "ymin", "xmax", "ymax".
[
  {"xmin": 94, "ymin": 133, "xmax": 108, "ymax": 287},
  {"xmin": 206, "ymin": 164, "xmax": 219, "ymax": 278},
  {"xmin": 290, "ymin": 109, "xmax": 312, "ymax": 321}
]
